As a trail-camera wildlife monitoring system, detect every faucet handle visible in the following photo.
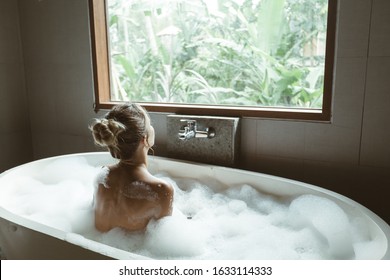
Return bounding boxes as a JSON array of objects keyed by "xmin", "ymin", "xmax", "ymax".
[
  {"xmin": 180, "ymin": 119, "xmax": 196, "ymax": 129},
  {"xmin": 180, "ymin": 119, "xmax": 196, "ymax": 124}
]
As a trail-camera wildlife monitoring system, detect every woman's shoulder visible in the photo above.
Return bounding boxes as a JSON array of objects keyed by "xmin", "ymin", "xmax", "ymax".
[
  {"xmin": 148, "ymin": 176, "xmax": 174, "ymax": 194},
  {"xmin": 94, "ymin": 166, "xmax": 110, "ymax": 188}
]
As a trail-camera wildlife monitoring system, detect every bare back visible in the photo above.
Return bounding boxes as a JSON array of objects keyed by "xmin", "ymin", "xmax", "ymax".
[{"xmin": 94, "ymin": 164, "xmax": 173, "ymax": 232}]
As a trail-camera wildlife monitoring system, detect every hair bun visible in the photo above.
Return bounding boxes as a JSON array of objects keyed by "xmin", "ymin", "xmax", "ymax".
[{"xmin": 91, "ymin": 118, "xmax": 126, "ymax": 147}]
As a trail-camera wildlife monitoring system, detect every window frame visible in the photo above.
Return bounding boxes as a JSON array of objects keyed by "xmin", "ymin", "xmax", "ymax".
[{"xmin": 89, "ymin": 0, "xmax": 337, "ymax": 121}]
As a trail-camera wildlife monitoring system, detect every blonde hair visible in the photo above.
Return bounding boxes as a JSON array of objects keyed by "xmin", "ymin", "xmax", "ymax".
[{"xmin": 90, "ymin": 103, "xmax": 151, "ymax": 160}]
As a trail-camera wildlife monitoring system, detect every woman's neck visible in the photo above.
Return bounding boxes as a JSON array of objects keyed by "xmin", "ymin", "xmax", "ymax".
[{"xmin": 119, "ymin": 145, "xmax": 149, "ymax": 168}]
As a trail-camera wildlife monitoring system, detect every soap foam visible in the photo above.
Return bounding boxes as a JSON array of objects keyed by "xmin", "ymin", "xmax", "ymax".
[{"xmin": 0, "ymin": 157, "xmax": 380, "ymax": 259}]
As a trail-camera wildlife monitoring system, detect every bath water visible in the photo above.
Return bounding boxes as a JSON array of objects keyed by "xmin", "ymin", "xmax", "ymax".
[{"xmin": 0, "ymin": 157, "xmax": 380, "ymax": 259}]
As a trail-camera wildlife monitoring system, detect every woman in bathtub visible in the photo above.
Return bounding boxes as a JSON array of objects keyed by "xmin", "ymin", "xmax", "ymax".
[{"xmin": 90, "ymin": 103, "xmax": 173, "ymax": 232}]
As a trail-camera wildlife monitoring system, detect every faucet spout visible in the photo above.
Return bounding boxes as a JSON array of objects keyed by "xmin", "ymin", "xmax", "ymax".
[{"xmin": 178, "ymin": 129, "xmax": 195, "ymax": 140}]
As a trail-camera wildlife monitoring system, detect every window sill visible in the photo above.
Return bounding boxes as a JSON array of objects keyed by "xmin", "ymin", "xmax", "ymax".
[{"xmin": 94, "ymin": 101, "xmax": 331, "ymax": 122}]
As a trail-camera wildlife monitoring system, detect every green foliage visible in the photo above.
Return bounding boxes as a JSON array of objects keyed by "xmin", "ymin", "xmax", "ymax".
[{"xmin": 107, "ymin": 0, "xmax": 329, "ymax": 108}]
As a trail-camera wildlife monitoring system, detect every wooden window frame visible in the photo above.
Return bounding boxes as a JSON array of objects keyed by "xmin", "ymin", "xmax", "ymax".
[{"xmin": 89, "ymin": 0, "xmax": 337, "ymax": 121}]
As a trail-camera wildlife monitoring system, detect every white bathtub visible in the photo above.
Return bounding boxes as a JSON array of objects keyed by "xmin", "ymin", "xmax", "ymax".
[{"xmin": 0, "ymin": 152, "xmax": 389, "ymax": 259}]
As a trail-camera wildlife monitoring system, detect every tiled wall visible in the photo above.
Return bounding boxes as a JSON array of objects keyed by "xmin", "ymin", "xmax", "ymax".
[
  {"xmin": 18, "ymin": 0, "xmax": 100, "ymax": 159},
  {"xmin": 2, "ymin": 0, "xmax": 389, "ymax": 223},
  {"xmin": 361, "ymin": 0, "xmax": 390, "ymax": 167},
  {"xmin": 0, "ymin": 0, "xmax": 32, "ymax": 172}
]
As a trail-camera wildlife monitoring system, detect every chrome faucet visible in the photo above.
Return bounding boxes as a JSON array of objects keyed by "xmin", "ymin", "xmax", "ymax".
[{"xmin": 178, "ymin": 119, "xmax": 216, "ymax": 140}]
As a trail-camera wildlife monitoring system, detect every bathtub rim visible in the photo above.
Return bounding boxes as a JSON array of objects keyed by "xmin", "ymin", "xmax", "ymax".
[{"xmin": 0, "ymin": 151, "xmax": 389, "ymax": 260}]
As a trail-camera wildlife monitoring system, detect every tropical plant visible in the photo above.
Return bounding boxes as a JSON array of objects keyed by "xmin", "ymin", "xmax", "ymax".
[{"xmin": 107, "ymin": 0, "xmax": 329, "ymax": 108}]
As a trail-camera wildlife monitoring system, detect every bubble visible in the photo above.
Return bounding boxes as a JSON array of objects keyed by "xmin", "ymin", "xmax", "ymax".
[{"xmin": 288, "ymin": 194, "xmax": 355, "ymax": 259}]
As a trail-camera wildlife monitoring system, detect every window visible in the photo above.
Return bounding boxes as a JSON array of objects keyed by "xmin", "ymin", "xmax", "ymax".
[{"xmin": 89, "ymin": 0, "xmax": 337, "ymax": 121}]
